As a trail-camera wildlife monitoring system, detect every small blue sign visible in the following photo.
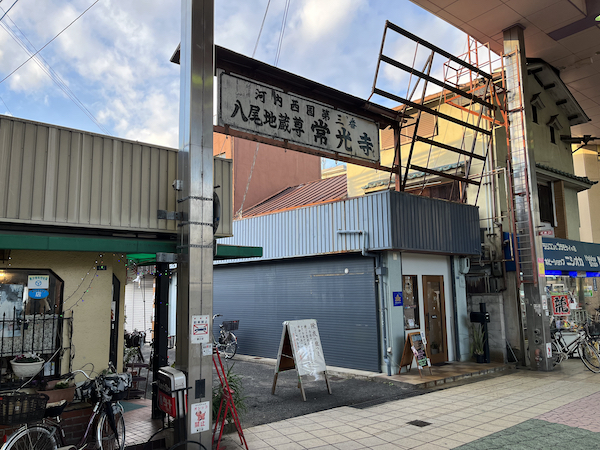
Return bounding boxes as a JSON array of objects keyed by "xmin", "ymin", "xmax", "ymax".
[
  {"xmin": 29, "ymin": 289, "xmax": 49, "ymax": 299},
  {"xmin": 393, "ymin": 291, "xmax": 403, "ymax": 306}
]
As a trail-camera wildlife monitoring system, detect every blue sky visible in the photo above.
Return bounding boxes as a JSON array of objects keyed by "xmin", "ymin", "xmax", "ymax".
[{"xmin": 0, "ymin": 0, "xmax": 469, "ymax": 149}]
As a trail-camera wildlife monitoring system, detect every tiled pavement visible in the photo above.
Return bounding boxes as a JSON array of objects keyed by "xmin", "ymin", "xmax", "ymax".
[{"xmin": 217, "ymin": 359, "xmax": 600, "ymax": 449}]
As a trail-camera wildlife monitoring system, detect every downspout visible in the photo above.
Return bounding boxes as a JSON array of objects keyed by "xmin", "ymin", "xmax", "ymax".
[
  {"xmin": 450, "ymin": 256, "xmax": 461, "ymax": 361},
  {"xmin": 337, "ymin": 230, "xmax": 392, "ymax": 375}
]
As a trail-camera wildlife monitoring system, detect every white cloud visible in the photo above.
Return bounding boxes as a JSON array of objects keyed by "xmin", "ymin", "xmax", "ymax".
[{"xmin": 0, "ymin": 0, "xmax": 473, "ymax": 148}]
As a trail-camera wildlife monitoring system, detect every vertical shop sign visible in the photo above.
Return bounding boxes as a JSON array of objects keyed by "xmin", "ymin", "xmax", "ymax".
[{"xmin": 551, "ymin": 295, "xmax": 570, "ymax": 316}]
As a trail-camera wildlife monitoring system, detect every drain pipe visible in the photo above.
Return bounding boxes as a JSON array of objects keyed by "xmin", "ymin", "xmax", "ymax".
[
  {"xmin": 337, "ymin": 230, "xmax": 392, "ymax": 375},
  {"xmin": 450, "ymin": 256, "xmax": 461, "ymax": 361}
]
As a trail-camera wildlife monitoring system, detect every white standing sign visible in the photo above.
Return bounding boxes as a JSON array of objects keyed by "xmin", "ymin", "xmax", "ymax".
[
  {"xmin": 218, "ymin": 70, "xmax": 380, "ymax": 164},
  {"xmin": 272, "ymin": 319, "xmax": 332, "ymax": 401}
]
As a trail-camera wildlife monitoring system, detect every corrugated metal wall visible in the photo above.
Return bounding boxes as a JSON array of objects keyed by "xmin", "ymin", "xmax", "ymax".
[
  {"xmin": 214, "ymin": 254, "xmax": 380, "ymax": 371},
  {"xmin": 389, "ymin": 191, "xmax": 481, "ymax": 255},
  {"xmin": 218, "ymin": 190, "xmax": 480, "ymax": 263},
  {"xmin": 0, "ymin": 116, "xmax": 177, "ymax": 232}
]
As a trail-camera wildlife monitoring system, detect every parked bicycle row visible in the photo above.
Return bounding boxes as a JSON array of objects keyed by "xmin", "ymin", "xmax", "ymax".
[{"xmin": 1, "ymin": 363, "xmax": 130, "ymax": 450}]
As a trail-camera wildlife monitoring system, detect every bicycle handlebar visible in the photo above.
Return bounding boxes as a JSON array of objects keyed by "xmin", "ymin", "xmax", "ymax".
[{"xmin": 68, "ymin": 369, "xmax": 93, "ymax": 380}]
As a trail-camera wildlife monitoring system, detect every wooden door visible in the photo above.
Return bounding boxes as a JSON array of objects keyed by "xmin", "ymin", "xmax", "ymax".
[{"xmin": 423, "ymin": 275, "xmax": 447, "ymax": 365}]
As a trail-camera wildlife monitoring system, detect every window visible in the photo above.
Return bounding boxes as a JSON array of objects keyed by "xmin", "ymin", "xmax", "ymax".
[
  {"xmin": 532, "ymin": 105, "xmax": 538, "ymax": 124},
  {"xmin": 403, "ymin": 275, "xmax": 420, "ymax": 330},
  {"xmin": 550, "ymin": 126, "xmax": 556, "ymax": 144},
  {"xmin": 538, "ymin": 183, "xmax": 554, "ymax": 225}
]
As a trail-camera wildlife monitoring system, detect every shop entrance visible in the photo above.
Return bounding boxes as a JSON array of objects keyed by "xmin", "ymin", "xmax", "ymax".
[{"xmin": 423, "ymin": 275, "xmax": 447, "ymax": 364}]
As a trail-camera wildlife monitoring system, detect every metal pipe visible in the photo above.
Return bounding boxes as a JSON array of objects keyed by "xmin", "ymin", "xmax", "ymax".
[{"xmin": 450, "ymin": 256, "xmax": 461, "ymax": 360}]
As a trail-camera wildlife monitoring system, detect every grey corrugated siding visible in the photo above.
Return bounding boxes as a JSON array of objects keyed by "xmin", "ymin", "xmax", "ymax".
[
  {"xmin": 218, "ymin": 190, "xmax": 480, "ymax": 263},
  {"xmin": 214, "ymin": 254, "xmax": 380, "ymax": 371},
  {"xmin": 0, "ymin": 116, "xmax": 177, "ymax": 233},
  {"xmin": 389, "ymin": 191, "xmax": 481, "ymax": 255}
]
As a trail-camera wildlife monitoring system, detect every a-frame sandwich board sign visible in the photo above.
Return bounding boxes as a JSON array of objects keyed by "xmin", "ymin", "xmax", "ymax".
[
  {"xmin": 399, "ymin": 331, "xmax": 433, "ymax": 377},
  {"xmin": 271, "ymin": 319, "xmax": 332, "ymax": 401}
]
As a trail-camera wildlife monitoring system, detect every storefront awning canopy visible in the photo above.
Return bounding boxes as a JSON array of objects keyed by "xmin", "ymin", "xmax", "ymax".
[{"xmin": 0, "ymin": 232, "xmax": 262, "ymax": 263}]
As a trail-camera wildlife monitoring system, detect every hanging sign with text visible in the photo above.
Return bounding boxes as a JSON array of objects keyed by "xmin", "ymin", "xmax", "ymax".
[
  {"xmin": 551, "ymin": 294, "xmax": 571, "ymax": 316},
  {"xmin": 218, "ymin": 70, "xmax": 380, "ymax": 164}
]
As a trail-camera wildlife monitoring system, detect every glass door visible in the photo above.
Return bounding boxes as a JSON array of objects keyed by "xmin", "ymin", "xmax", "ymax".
[{"xmin": 423, "ymin": 275, "xmax": 447, "ymax": 365}]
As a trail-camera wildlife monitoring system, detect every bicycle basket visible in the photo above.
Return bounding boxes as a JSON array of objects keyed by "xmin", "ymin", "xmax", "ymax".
[
  {"xmin": 222, "ymin": 320, "xmax": 239, "ymax": 332},
  {"xmin": 102, "ymin": 373, "xmax": 132, "ymax": 400},
  {"xmin": 589, "ymin": 322, "xmax": 600, "ymax": 337},
  {"xmin": 0, "ymin": 392, "xmax": 49, "ymax": 426}
]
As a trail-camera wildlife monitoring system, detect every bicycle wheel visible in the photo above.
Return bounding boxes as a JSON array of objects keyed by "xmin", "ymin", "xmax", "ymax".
[
  {"xmin": 2, "ymin": 425, "xmax": 58, "ymax": 450},
  {"xmin": 550, "ymin": 342, "xmax": 562, "ymax": 366},
  {"xmin": 222, "ymin": 333, "xmax": 238, "ymax": 359},
  {"xmin": 96, "ymin": 404, "xmax": 126, "ymax": 450},
  {"xmin": 578, "ymin": 340, "xmax": 600, "ymax": 373}
]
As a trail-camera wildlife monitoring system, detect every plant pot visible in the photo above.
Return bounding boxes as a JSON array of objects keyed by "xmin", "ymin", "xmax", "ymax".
[
  {"xmin": 10, "ymin": 359, "xmax": 44, "ymax": 378},
  {"xmin": 475, "ymin": 354, "xmax": 485, "ymax": 364}
]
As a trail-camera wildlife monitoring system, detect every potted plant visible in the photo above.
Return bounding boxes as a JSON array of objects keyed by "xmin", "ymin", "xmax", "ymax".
[
  {"xmin": 471, "ymin": 324, "xmax": 486, "ymax": 363},
  {"xmin": 213, "ymin": 364, "xmax": 247, "ymax": 434},
  {"xmin": 10, "ymin": 353, "xmax": 45, "ymax": 378},
  {"xmin": 38, "ymin": 379, "xmax": 77, "ymax": 403},
  {"xmin": 430, "ymin": 342, "xmax": 440, "ymax": 355}
]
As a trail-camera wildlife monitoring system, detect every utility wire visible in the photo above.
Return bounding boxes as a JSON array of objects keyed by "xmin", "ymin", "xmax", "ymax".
[
  {"xmin": 0, "ymin": 1, "xmax": 108, "ymax": 134},
  {"xmin": 0, "ymin": 0, "xmax": 18, "ymax": 23},
  {"xmin": 274, "ymin": 0, "xmax": 290, "ymax": 67},
  {"xmin": 0, "ymin": 8, "xmax": 109, "ymax": 134},
  {"xmin": 252, "ymin": 0, "xmax": 271, "ymax": 58},
  {"xmin": 0, "ymin": 96, "xmax": 11, "ymax": 115}
]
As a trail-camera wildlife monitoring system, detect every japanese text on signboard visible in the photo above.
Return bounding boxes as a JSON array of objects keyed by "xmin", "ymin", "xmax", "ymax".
[
  {"xmin": 218, "ymin": 71, "xmax": 380, "ymax": 164},
  {"xmin": 551, "ymin": 295, "xmax": 570, "ymax": 316}
]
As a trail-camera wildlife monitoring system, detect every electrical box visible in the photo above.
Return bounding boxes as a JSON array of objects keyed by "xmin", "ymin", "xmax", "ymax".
[
  {"xmin": 157, "ymin": 366, "xmax": 187, "ymax": 418},
  {"xmin": 214, "ymin": 157, "xmax": 233, "ymax": 238}
]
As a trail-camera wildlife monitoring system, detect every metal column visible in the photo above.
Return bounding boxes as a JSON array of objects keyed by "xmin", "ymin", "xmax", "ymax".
[
  {"xmin": 503, "ymin": 25, "xmax": 552, "ymax": 371},
  {"xmin": 177, "ymin": 0, "xmax": 214, "ymax": 445},
  {"xmin": 152, "ymin": 263, "xmax": 169, "ymax": 420}
]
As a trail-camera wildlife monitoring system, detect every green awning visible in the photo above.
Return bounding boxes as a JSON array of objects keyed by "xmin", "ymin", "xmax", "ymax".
[
  {"xmin": 0, "ymin": 232, "xmax": 262, "ymax": 263},
  {"xmin": 0, "ymin": 233, "xmax": 176, "ymax": 253},
  {"xmin": 128, "ymin": 244, "xmax": 263, "ymax": 265}
]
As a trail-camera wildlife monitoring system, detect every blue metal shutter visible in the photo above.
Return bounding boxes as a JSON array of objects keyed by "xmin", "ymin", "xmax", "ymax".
[{"xmin": 214, "ymin": 254, "xmax": 379, "ymax": 372}]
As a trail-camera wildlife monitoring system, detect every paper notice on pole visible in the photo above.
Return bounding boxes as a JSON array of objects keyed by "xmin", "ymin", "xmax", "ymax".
[
  {"xmin": 190, "ymin": 401, "xmax": 210, "ymax": 433},
  {"xmin": 191, "ymin": 315, "xmax": 210, "ymax": 344},
  {"xmin": 202, "ymin": 342, "xmax": 213, "ymax": 356}
]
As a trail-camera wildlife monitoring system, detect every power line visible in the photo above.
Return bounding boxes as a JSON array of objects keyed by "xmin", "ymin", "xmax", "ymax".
[
  {"xmin": 252, "ymin": 0, "xmax": 271, "ymax": 58},
  {"xmin": 0, "ymin": 1, "xmax": 109, "ymax": 134},
  {"xmin": 0, "ymin": 6, "xmax": 109, "ymax": 134},
  {"xmin": 0, "ymin": 95, "xmax": 12, "ymax": 115},
  {"xmin": 0, "ymin": 0, "xmax": 18, "ymax": 23},
  {"xmin": 274, "ymin": 0, "xmax": 291, "ymax": 67}
]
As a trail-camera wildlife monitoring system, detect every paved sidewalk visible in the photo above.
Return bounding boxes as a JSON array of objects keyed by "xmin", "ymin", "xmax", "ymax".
[{"xmin": 219, "ymin": 359, "xmax": 600, "ymax": 449}]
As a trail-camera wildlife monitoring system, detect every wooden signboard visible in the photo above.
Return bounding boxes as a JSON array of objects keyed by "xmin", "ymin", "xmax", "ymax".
[
  {"xmin": 399, "ymin": 331, "xmax": 432, "ymax": 377},
  {"xmin": 271, "ymin": 319, "xmax": 332, "ymax": 401}
]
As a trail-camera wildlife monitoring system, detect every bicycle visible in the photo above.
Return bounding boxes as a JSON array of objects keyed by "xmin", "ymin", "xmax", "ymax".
[
  {"xmin": 212, "ymin": 314, "xmax": 238, "ymax": 359},
  {"xmin": 551, "ymin": 323, "xmax": 600, "ymax": 373},
  {"xmin": 1, "ymin": 366, "xmax": 132, "ymax": 450}
]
